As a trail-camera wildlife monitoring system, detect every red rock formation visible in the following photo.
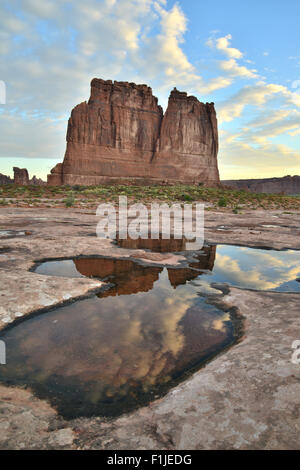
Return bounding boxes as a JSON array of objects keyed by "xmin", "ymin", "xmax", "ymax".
[
  {"xmin": 48, "ymin": 79, "xmax": 219, "ymax": 186},
  {"xmin": 13, "ymin": 167, "xmax": 29, "ymax": 185},
  {"xmin": 30, "ymin": 175, "xmax": 46, "ymax": 186},
  {"xmin": 0, "ymin": 173, "xmax": 13, "ymax": 185},
  {"xmin": 11, "ymin": 167, "xmax": 46, "ymax": 186},
  {"xmin": 48, "ymin": 163, "xmax": 63, "ymax": 185},
  {"xmin": 0, "ymin": 168, "xmax": 46, "ymax": 186},
  {"xmin": 151, "ymin": 88, "xmax": 219, "ymax": 184}
]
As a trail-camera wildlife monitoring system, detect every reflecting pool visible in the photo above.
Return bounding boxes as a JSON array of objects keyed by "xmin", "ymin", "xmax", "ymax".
[{"xmin": 0, "ymin": 254, "xmax": 238, "ymax": 418}]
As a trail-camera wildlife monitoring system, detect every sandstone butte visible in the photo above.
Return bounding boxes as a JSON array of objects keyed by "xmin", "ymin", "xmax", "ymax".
[{"xmin": 47, "ymin": 78, "xmax": 220, "ymax": 186}]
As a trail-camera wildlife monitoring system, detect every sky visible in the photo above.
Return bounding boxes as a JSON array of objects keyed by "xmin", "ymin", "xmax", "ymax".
[{"xmin": 1, "ymin": 0, "xmax": 300, "ymax": 181}]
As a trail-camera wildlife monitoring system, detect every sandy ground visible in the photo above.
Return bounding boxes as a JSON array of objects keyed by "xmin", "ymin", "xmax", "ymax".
[{"xmin": 0, "ymin": 206, "xmax": 299, "ymax": 449}]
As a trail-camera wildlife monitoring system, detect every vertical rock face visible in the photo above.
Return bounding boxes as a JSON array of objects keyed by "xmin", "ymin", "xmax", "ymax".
[
  {"xmin": 48, "ymin": 163, "xmax": 63, "ymax": 185},
  {"xmin": 152, "ymin": 88, "xmax": 219, "ymax": 184},
  {"xmin": 48, "ymin": 79, "xmax": 219, "ymax": 186},
  {"xmin": 13, "ymin": 167, "xmax": 29, "ymax": 185}
]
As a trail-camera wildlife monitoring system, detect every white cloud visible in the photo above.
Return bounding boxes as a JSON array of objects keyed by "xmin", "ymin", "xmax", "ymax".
[
  {"xmin": 147, "ymin": 3, "xmax": 194, "ymax": 74},
  {"xmin": 0, "ymin": 1, "xmax": 247, "ymax": 123},
  {"xmin": 219, "ymin": 59, "xmax": 257, "ymax": 79},
  {"xmin": 0, "ymin": 0, "xmax": 159, "ymax": 114},
  {"xmin": 199, "ymin": 76, "xmax": 233, "ymax": 94},
  {"xmin": 0, "ymin": 0, "xmax": 299, "ymax": 180},
  {"xmin": 218, "ymin": 82, "xmax": 300, "ymax": 123},
  {"xmin": 206, "ymin": 34, "xmax": 259, "ymax": 83},
  {"xmin": 22, "ymin": 0, "xmax": 60, "ymax": 18},
  {"xmin": 218, "ymin": 83, "xmax": 300, "ymax": 179},
  {"xmin": 0, "ymin": 111, "xmax": 66, "ymax": 160},
  {"xmin": 215, "ymin": 34, "xmax": 243, "ymax": 59},
  {"xmin": 219, "ymin": 133, "xmax": 300, "ymax": 179}
]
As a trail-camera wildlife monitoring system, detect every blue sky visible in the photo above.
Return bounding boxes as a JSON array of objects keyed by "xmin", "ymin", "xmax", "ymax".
[{"xmin": 0, "ymin": 0, "xmax": 300, "ymax": 180}]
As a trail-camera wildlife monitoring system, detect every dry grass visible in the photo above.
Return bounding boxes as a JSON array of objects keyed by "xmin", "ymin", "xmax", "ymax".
[{"xmin": 0, "ymin": 183, "xmax": 299, "ymax": 212}]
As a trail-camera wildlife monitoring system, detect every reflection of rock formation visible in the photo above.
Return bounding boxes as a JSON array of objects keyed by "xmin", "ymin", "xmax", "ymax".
[
  {"xmin": 116, "ymin": 235, "xmax": 189, "ymax": 252},
  {"xmin": 74, "ymin": 245, "xmax": 216, "ymax": 293},
  {"xmin": 0, "ymin": 263, "xmax": 233, "ymax": 418},
  {"xmin": 189, "ymin": 245, "xmax": 216, "ymax": 270},
  {"xmin": 74, "ymin": 257, "xmax": 162, "ymax": 296},
  {"xmin": 165, "ymin": 245, "xmax": 216, "ymax": 288},
  {"xmin": 167, "ymin": 268, "xmax": 199, "ymax": 288},
  {"xmin": 116, "ymin": 235, "xmax": 216, "ymax": 263}
]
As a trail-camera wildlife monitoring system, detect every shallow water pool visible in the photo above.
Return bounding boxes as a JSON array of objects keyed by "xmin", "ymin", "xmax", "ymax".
[{"xmin": 0, "ymin": 255, "xmax": 239, "ymax": 418}]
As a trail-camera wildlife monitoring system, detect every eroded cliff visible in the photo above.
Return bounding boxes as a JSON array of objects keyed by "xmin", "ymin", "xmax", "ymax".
[{"xmin": 48, "ymin": 79, "xmax": 219, "ymax": 186}]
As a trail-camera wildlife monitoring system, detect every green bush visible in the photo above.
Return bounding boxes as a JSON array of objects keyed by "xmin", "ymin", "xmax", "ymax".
[
  {"xmin": 72, "ymin": 184, "xmax": 85, "ymax": 191},
  {"xmin": 182, "ymin": 193, "xmax": 193, "ymax": 201},
  {"xmin": 64, "ymin": 195, "xmax": 75, "ymax": 207},
  {"xmin": 217, "ymin": 197, "xmax": 227, "ymax": 207}
]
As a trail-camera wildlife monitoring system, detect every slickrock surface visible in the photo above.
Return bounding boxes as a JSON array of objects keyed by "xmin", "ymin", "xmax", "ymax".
[
  {"xmin": 48, "ymin": 79, "xmax": 219, "ymax": 186},
  {"xmin": 0, "ymin": 207, "xmax": 300, "ymax": 449}
]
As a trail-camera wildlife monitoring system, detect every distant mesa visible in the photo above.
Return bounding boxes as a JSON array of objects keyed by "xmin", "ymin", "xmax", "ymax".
[
  {"xmin": 222, "ymin": 176, "xmax": 300, "ymax": 195},
  {"xmin": 47, "ymin": 78, "xmax": 220, "ymax": 186}
]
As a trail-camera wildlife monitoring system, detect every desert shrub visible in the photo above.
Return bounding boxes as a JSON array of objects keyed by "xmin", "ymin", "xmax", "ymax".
[
  {"xmin": 181, "ymin": 193, "xmax": 193, "ymax": 201},
  {"xmin": 64, "ymin": 195, "xmax": 75, "ymax": 207},
  {"xmin": 217, "ymin": 197, "xmax": 227, "ymax": 207},
  {"xmin": 72, "ymin": 184, "xmax": 85, "ymax": 191}
]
